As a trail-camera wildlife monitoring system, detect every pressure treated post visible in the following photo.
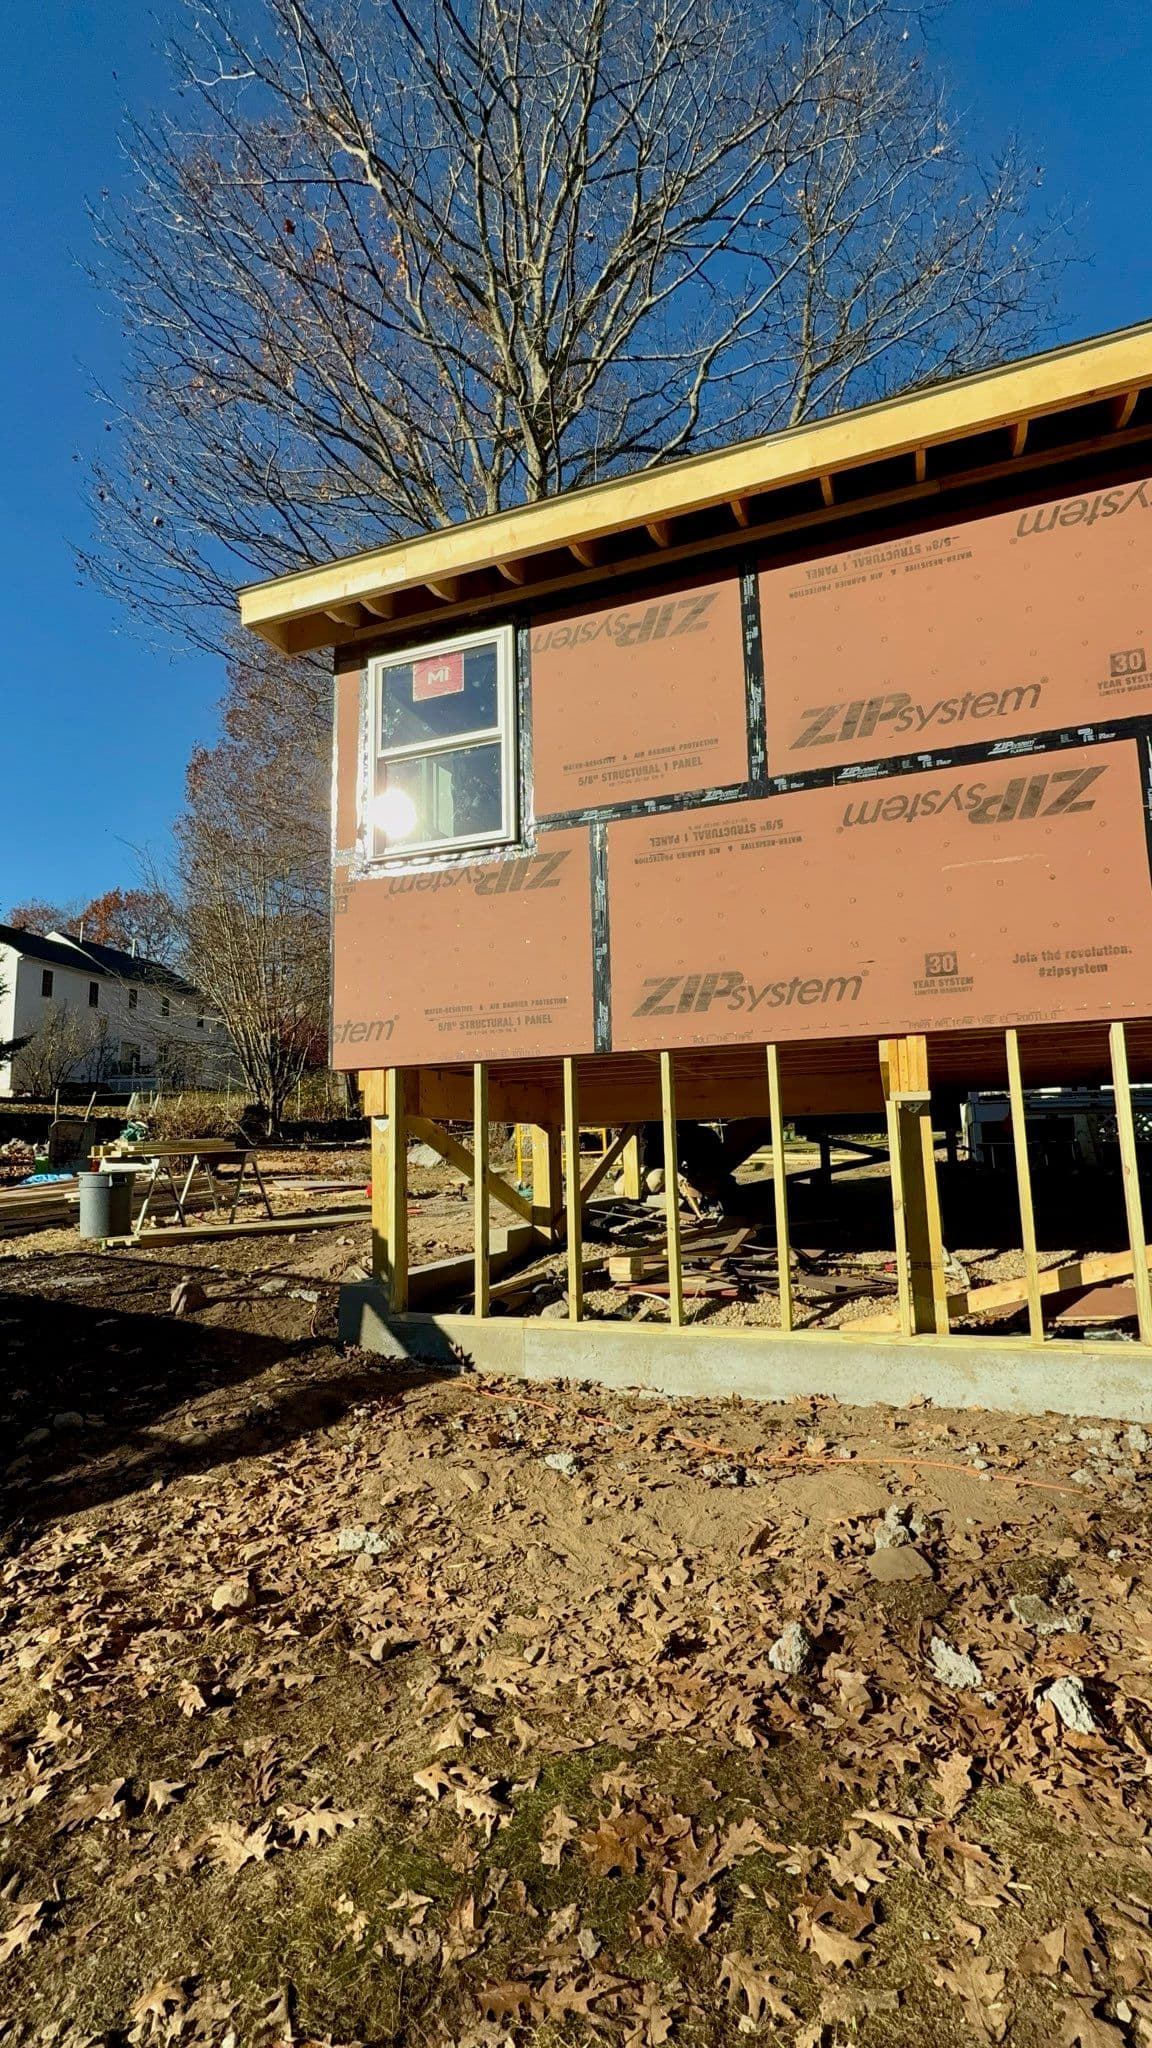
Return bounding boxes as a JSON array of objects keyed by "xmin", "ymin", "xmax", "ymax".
[
  {"xmin": 900, "ymin": 1035, "xmax": 948, "ymax": 1334},
  {"xmin": 660, "ymin": 1050, "xmax": 684, "ymax": 1328},
  {"xmin": 1109, "ymin": 1020, "xmax": 1152, "ymax": 1346},
  {"xmin": 371, "ymin": 1067, "xmax": 409, "ymax": 1313},
  {"xmin": 621, "ymin": 1131, "xmax": 644, "ymax": 1200},
  {"xmin": 880, "ymin": 1037, "xmax": 947, "ymax": 1335},
  {"xmin": 766, "ymin": 1043, "xmax": 793, "ymax": 1333},
  {"xmin": 879, "ymin": 1040, "xmax": 913, "ymax": 1338},
  {"xmin": 473, "ymin": 1063, "xmax": 490, "ymax": 1318},
  {"xmin": 530, "ymin": 1125, "xmax": 563, "ymax": 1240},
  {"xmin": 562, "ymin": 1058, "xmax": 583, "ymax": 1321},
  {"xmin": 1005, "ymin": 1028, "xmax": 1044, "ymax": 1344}
]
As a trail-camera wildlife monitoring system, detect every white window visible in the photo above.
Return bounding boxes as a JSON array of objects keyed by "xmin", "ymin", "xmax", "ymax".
[{"xmin": 367, "ymin": 626, "xmax": 516, "ymax": 859}]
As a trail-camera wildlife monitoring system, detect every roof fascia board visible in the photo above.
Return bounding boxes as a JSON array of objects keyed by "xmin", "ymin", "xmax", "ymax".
[{"xmin": 239, "ymin": 323, "xmax": 1152, "ymax": 643}]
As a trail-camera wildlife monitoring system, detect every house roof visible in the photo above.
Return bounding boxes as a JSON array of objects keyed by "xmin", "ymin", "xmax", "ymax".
[
  {"xmin": 0, "ymin": 924, "xmax": 198, "ymax": 998},
  {"xmin": 238, "ymin": 320, "xmax": 1152, "ymax": 658}
]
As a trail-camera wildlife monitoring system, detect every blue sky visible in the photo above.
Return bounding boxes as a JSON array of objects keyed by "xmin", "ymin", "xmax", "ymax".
[{"xmin": 2, "ymin": 0, "xmax": 1151, "ymax": 917}]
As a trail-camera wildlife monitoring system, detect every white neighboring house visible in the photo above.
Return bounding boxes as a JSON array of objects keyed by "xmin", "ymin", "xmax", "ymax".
[{"xmin": 0, "ymin": 923, "xmax": 233, "ymax": 1098}]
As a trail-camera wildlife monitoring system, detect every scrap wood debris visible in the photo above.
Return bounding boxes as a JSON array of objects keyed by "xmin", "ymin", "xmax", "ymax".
[{"xmin": 2, "ymin": 1257, "xmax": 1152, "ymax": 2042}]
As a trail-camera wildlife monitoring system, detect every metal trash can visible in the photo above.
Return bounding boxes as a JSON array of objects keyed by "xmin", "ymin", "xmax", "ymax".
[{"xmin": 78, "ymin": 1171, "xmax": 135, "ymax": 1240}]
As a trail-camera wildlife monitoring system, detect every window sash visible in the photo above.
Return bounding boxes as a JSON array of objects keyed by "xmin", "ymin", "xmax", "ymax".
[{"xmin": 368, "ymin": 625, "xmax": 516, "ymax": 859}]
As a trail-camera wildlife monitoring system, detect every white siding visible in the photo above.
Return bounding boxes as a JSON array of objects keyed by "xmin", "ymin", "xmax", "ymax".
[{"xmin": 0, "ymin": 939, "xmax": 235, "ymax": 1097}]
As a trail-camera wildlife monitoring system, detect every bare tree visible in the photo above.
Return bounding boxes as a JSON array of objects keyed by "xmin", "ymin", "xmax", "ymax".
[
  {"xmin": 14, "ymin": 1005, "xmax": 108, "ymax": 1099},
  {"xmin": 83, "ymin": 0, "xmax": 1061, "ymax": 647},
  {"xmin": 166, "ymin": 641, "xmax": 331, "ymax": 1129}
]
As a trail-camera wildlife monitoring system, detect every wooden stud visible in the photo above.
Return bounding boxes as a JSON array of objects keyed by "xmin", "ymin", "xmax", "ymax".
[
  {"xmin": 495, "ymin": 558, "xmax": 528, "ymax": 585},
  {"xmin": 473, "ymin": 1063, "xmax": 490, "ymax": 1317},
  {"xmin": 1113, "ymin": 389, "xmax": 1139, "ymax": 430},
  {"xmin": 563, "ymin": 1058, "xmax": 583, "ymax": 1322},
  {"xmin": 622, "ymin": 1129, "xmax": 644, "ymax": 1200},
  {"xmin": 569, "ymin": 538, "xmax": 601, "ymax": 569},
  {"xmin": 425, "ymin": 575, "xmax": 460, "ymax": 602},
  {"xmin": 819, "ymin": 474, "xmax": 835, "ymax": 506},
  {"xmin": 879, "ymin": 1040, "xmax": 913, "ymax": 1338},
  {"xmin": 372, "ymin": 1068, "xmax": 409, "ymax": 1312},
  {"xmin": 766, "ymin": 1043, "xmax": 793, "ymax": 1333},
  {"xmin": 1109, "ymin": 1020, "xmax": 1152, "ymax": 1345},
  {"xmin": 660, "ymin": 1050, "xmax": 684, "ymax": 1328},
  {"xmin": 1010, "ymin": 419, "xmax": 1029, "ymax": 457},
  {"xmin": 530, "ymin": 1125, "xmax": 563, "ymax": 1239},
  {"xmin": 1005, "ymin": 1028, "xmax": 1044, "ymax": 1343},
  {"xmin": 361, "ymin": 594, "xmax": 395, "ymax": 620},
  {"xmin": 913, "ymin": 447, "xmax": 927, "ymax": 483},
  {"xmin": 325, "ymin": 603, "xmax": 366, "ymax": 628},
  {"xmin": 730, "ymin": 497, "xmax": 752, "ymax": 528},
  {"xmin": 899, "ymin": 1035, "xmax": 948, "ymax": 1334},
  {"xmin": 647, "ymin": 519, "xmax": 673, "ymax": 547}
]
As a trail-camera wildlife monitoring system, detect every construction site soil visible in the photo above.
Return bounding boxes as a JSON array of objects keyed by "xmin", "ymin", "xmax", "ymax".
[{"xmin": 2, "ymin": 1145, "xmax": 1151, "ymax": 2045}]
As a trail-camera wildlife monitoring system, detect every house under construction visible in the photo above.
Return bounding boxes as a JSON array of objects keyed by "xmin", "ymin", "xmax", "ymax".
[{"xmin": 239, "ymin": 321, "xmax": 1152, "ymax": 1417}]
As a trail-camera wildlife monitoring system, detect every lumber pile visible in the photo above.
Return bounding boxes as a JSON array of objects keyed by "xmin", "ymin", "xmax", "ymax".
[
  {"xmin": 603, "ymin": 1220, "xmax": 893, "ymax": 1304},
  {"xmin": 0, "ymin": 1181, "xmax": 79, "ymax": 1233},
  {"xmin": 853, "ymin": 1243, "xmax": 1152, "ymax": 1333}
]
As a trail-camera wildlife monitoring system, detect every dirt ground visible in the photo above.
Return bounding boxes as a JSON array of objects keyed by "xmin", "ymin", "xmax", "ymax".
[{"xmin": 3, "ymin": 1148, "xmax": 1152, "ymax": 2047}]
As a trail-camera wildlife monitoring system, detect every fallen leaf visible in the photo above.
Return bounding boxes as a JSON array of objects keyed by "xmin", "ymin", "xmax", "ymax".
[
  {"xmin": 413, "ymin": 1763, "xmax": 454, "ymax": 1800},
  {"xmin": 281, "ymin": 1805, "xmax": 365, "ymax": 1847},
  {"xmin": 824, "ymin": 1830, "xmax": 889, "ymax": 1893},
  {"xmin": 540, "ymin": 1805, "xmax": 579, "ymax": 1867},
  {"xmin": 808, "ymin": 1920, "xmax": 867, "ymax": 1969},
  {"xmin": 933, "ymin": 1753, "xmax": 974, "ymax": 1819},
  {"xmin": 718, "ymin": 1951, "xmax": 796, "ymax": 2025},
  {"xmin": 57, "ymin": 1778, "xmax": 128, "ymax": 1832},
  {"xmin": 130, "ymin": 1979, "xmax": 187, "ymax": 2025},
  {"xmin": 934, "ymin": 1958, "xmax": 1009, "ymax": 2040},
  {"xmin": 580, "ymin": 1807, "xmax": 652, "ymax": 1878},
  {"xmin": 145, "ymin": 1779, "xmax": 187, "ymax": 1814},
  {"xmin": 204, "ymin": 1819, "xmax": 275, "ymax": 1872},
  {"xmin": 0, "ymin": 1898, "xmax": 49, "ymax": 1965}
]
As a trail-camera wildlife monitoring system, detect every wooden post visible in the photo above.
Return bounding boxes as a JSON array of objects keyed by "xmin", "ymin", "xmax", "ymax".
[
  {"xmin": 562, "ymin": 1059, "xmax": 583, "ymax": 1321},
  {"xmin": 621, "ymin": 1130, "xmax": 644, "ymax": 1200},
  {"xmin": 473, "ymin": 1063, "xmax": 489, "ymax": 1318},
  {"xmin": 879, "ymin": 1040, "xmax": 912, "ymax": 1338},
  {"xmin": 660, "ymin": 1050, "xmax": 684, "ymax": 1328},
  {"xmin": 1005, "ymin": 1028, "xmax": 1044, "ymax": 1344},
  {"xmin": 1109, "ymin": 1020, "xmax": 1152, "ymax": 1346},
  {"xmin": 530, "ymin": 1124, "xmax": 563, "ymax": 1240},
  {"xmin": 897, "ymin": 1035, "xmax": 947, "ymax": 1334},
  {"xmin": 766, "ymin": 1044, "xmax": 793, "ymax": 1333},
  {"xmin": 371, "ymin": 1067, "xmax": 408, "ymax": 1312}
]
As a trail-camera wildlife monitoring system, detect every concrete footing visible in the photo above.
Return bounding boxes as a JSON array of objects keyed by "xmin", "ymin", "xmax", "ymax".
[{"xmin": 340, "ymin": 1280, "xmax": 1152, "ymax": 1422}]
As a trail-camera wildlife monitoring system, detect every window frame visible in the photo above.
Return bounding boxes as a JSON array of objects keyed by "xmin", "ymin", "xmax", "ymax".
[
  {"xmin": 40, "ymin": 969, "xmax": 53, "ymax": 998},
  {"xmin": 128, "ymin": 986, "xmax": 138, "ymax": 1010},
  {"xmin": 366, "ymin": 624, "xmax": 518, "ymax": 862},
  {"xmin": 88, "ymin": 981, "xmax": 99, "ymax": 1009}
]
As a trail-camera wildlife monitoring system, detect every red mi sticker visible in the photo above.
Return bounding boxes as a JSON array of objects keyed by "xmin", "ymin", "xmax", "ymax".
[{"xmin": 413, "ymin": 652, "xmax": 465, "ymax": 700}]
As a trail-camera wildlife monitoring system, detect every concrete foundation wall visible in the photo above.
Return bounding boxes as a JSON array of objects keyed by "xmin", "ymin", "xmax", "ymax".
[{"xmin": 341, "ymin": 1279, "xmax": 1152, "ymax": 1422}]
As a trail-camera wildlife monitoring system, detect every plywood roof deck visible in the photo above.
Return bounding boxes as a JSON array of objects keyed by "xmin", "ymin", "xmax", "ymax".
[{"xmin": 239, "ymin": 322, "xmax": 1152, "ymax": 657}]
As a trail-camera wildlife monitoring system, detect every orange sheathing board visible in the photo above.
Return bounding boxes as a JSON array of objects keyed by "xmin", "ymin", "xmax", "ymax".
[
  {"xmin": 529, "ymin": 575, "xmax": 749, "ymax": 814},
  {"xmin": 331, "ymin": 829, "xmax": 594, "ymax": 1069},
  {"xmin": 608, "ymin": 740, "xmax": 1152, "ymax": 1051},
  {"xmin": 333, "ymin": 669, "xmax": 362, "ymax": 852},
  {"xmin": 759, "ymin": 477, "xmax": 1152, "ymax": 773}
]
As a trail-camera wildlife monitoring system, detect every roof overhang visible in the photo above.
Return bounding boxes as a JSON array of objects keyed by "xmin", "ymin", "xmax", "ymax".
[{"xmin": 238, "ymin": 322, "xmax": 1152, "ymax": 658}]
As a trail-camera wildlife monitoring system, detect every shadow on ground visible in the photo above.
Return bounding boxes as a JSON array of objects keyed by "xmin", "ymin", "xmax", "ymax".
[{"xmin": 0, "ymin": 1254, "xmax": 446, "ymax": 1538}]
